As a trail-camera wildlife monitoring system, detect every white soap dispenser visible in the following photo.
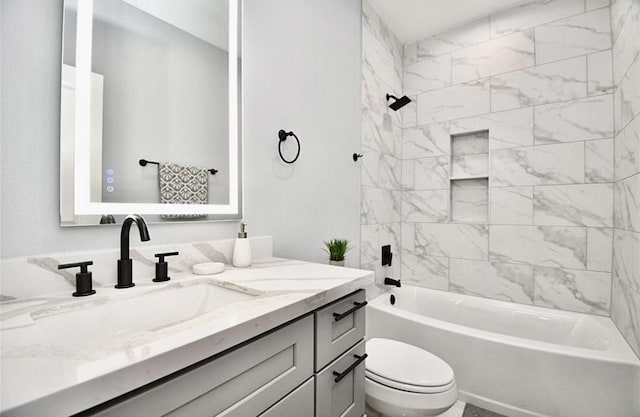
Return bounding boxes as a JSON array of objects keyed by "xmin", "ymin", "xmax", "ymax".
[{"xmin": 232, "ymin": 223, "xmax": 252, "ymax": 267}]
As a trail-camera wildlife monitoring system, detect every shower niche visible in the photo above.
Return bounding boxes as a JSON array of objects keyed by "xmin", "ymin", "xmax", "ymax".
[{"xmin": 450, "ymin": 130, "xmax": 489, "ymax": 223}]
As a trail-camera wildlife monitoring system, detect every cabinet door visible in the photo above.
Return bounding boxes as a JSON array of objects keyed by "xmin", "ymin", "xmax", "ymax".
[
  {"xmin": 315, "ymin": 290, "xmax": 366, "ymax": 371},
  {"xmin": 315, "ymin": 340, "xmax": 365, "ymax": 417},
  {"xmin": 89, "ymin": 315, "xmax": 313, "ymax": 417},
  {"xmin": 259, "ymin": 378, "xmax": 314, "ymax": 417}
]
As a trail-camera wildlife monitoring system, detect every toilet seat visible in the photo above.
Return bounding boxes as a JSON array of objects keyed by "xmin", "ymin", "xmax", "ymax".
[
  {"xmin": 365, "ymin": 338, "xmax": 455, "ymax": 394},
  {"xmin": 366, "ymin": 370, "xmax": 456, "ymax": 394},
  {"xmin": 365, "ymin": 376, "xmax": 458, "ymax": 417},
  {"xmin": 365, "ymin": 338, "xmax": 458, "ymax": 417}
]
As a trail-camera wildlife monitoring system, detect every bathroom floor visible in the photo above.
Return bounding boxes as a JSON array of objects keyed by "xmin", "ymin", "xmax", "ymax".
[
  {"xmin": 434, "ymin": 401, "xmax": 467, "ymax": 416},
  {"xmin": 459, "ymin": 403, "xmax": 507, "ymax": 417},
  {"xmin": 436, "ymin": 401, "xmax": 507, "ymax": 417},
  {"xmin": 365, "ymin": 401, "xmax": 508, "ymax": 417}
]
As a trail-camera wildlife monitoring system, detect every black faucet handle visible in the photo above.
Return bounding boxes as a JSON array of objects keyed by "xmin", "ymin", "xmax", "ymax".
[
  {"xmin": 153, "ymin": 251, "xmax": 179, "ymax": 282},
  {"xmin": 381, "ymin": 245, "xmax": 393, "ymax": 266},
  {"xmin": 58, "ymin": 261, "xmax": 96, "ymax": 296},
  {"xmin": 58, "ymin": 260, "xmax": 94, "ymax": 272},
  {"xmin": 154, "ymin": 251, "xmax": 179, "ymax": 263}
]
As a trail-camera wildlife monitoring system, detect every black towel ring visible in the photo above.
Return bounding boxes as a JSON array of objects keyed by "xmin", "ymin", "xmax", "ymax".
[{"xmin": 278, "ymin": 129, "xmax": 300, "ymax": 164}]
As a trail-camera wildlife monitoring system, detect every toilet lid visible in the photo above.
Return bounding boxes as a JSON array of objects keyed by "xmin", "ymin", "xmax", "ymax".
[{"xmin": 366, "ymin": 338, "xmax": 455, "ymax": 393}]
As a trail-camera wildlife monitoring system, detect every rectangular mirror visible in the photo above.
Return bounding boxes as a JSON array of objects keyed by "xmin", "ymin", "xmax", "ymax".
[{"xmin": 60, "ymin": 0, "xmax": 241, "ymax": 225}]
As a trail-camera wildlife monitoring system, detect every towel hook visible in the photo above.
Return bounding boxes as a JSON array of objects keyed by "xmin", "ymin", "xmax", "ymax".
[{"xmin": 278, "ymin": 130, "xmax": 300, "ymax": 164}]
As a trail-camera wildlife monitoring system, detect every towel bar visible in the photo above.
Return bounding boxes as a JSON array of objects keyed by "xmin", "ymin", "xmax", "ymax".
[{"xmin": 139, "ymin": 159, "xmax": 218, "ymax": 175}]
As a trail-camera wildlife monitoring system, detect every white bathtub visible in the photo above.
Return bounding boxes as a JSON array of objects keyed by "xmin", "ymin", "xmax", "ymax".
[{"xmin": 366, "ymin": 286, "xmax": 640, "ymax": 417}]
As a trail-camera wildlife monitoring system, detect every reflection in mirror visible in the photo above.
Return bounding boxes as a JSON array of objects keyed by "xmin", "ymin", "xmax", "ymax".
[{"xmin": 60, "ymin": 0, "xmax": 241, "ymax": 226}]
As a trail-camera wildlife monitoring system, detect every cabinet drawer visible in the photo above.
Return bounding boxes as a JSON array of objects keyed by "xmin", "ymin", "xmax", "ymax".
[
  {"xmin": 89, "ymin": 315, "xmax": 314, "ymax": 417},
  {"xmin": 315, "ymin": 340, "xmax": 366, "ymax": 417},
  {"xmin": 259, "ymin": 378, "xmax": 314, "ymax": 417},
  {"xmin": 315, "ymin": 290, "xmax": 365, "ymax": 371}
]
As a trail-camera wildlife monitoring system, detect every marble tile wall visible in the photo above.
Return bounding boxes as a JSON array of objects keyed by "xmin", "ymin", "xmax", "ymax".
[
  {"xmin": 401, "ymin": 0, "xmax": 616, "ymax": 316},
  {"xmin": 361, "ymin": 1, "xmax": 403, "ymax": 298},
  {"xmin": 611, "ymin": 0, "xmax": 640, "ymax": 357}
]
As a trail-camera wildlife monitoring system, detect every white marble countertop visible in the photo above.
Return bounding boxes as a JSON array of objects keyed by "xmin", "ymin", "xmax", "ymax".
[{"xmin": 0, "ymin": 257, "xmax": 374, "ymax": 417}]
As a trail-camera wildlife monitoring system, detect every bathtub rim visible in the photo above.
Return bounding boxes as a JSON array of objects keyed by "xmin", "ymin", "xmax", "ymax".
[{"xmin": 368, "ymin": 285, "xmax": 640, "ymax": 367}]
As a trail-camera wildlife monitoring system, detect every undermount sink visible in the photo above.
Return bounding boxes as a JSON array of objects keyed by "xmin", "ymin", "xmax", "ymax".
[{"xmin": 21, "ymin": 280, "xmax": 259, "ymax": 350}]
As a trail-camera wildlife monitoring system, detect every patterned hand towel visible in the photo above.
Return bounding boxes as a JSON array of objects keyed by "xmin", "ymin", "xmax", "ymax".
[{"xmin": 158, "ymin": 162, "xmax": 208, "ymax": 219}]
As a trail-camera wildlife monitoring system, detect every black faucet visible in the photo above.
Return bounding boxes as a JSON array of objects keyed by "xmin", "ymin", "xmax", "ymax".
[
  {"xmin": 116, "ymin": 214, "xmax": 150, "ymax": 288},
  {"xmin": 384, "ymin": 277, "xmax": 401, "ymax": 287}
]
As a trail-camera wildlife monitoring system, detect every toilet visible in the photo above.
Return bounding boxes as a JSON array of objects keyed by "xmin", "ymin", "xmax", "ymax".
[{"xmin": 365, "ymin": 338, "xmax": 458, "ymax": 417}]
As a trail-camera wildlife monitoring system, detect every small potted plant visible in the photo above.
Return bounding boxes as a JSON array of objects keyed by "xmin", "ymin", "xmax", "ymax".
[{"xmin": 323, "ymin": 238, "xmax": 350, "ymax": 266}]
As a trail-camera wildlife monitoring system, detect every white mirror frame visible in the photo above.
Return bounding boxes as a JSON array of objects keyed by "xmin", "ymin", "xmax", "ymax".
[{"xmin": 73, "ymin": 0, "xmax": 240, "ymax": 216}]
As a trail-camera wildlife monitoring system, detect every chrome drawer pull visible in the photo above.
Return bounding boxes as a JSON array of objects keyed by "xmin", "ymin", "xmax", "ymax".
[
  {"xmin": 333, "ymin": 353, "xmax": 368, "ymax": 383},
  {"xmin": 332, "ymin": 301, "xmax": 368, "ymax": 322}
]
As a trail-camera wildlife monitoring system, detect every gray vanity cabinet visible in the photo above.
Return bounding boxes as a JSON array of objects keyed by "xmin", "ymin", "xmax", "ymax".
[
  {"xmin": 258, "ymin": 378, "xmax": 315, "ymax": 417},
  {"xmin": 314, "ymin": 290, "xmax": 367, "ymax": 417},
  {"xmin": 88, "ymin": 316, "xmax": 314, "ymax": 417},
  {"xmin": 315, "ymin": 290, "xmax": 366, "ymax": 370},
  {"xmin": 315, "ymin": 341, "xmax": 366, "ymax": 417},
  {"xmin": 82, "ymin": 290, "xmax": 366, "ymax": 417}
]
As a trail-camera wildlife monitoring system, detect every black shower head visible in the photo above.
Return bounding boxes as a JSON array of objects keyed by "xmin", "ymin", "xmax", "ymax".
[{"xmin": 386, "ymin": 94, "xmax": 412, "ymax": 111}]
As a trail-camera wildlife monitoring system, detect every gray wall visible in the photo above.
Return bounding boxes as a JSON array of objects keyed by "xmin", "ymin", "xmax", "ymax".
[
  {"xmin": 0, "ymin": 0, "xmax": 362, "ymax": 262},
  {"xmin": 243, "ymin": 0, "xmax": 362, "ymax": 266}
]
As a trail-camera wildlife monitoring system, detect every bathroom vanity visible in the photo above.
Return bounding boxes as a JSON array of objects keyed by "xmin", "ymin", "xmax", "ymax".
[{"xmin": 0, "ymin": 255, "xmax": 373, "ymax": 417}]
